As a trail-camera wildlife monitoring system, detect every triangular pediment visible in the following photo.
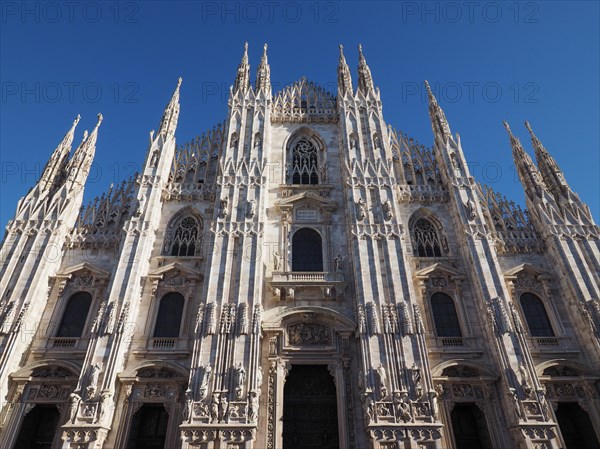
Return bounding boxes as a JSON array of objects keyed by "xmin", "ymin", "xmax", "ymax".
[
  {"xmin": 148, "ymin": 262, "xmax": 203, "ymax": 280},
  {"xmin": 414, "ymin": 262, "xmax": 465, "ymax": 280},
  {"xmin": 504, "ymin": 263, "xmax": 549, "ymax": 279},
  {"xmin": 275, "ymin": 191, "xmax": 337, "ymax": 210},
  {"xmin": 56, "ymin": 262, "xmax": 110, "ymax": 280}
]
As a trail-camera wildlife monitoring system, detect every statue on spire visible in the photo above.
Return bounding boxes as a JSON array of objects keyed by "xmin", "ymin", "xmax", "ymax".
[
  {"xmin": 233, "ymin": 42, "xmax": 250, "ymax": 94},
  {"xmin": 337, "ymin": 44, "xmax": 353, "ymax": 96},
  {"xmin": 157, "ymin": 78, "xmax": 182, "ymax": 138},
  {"xmin": 255, "ymin": 43, "xmax": 271, "ymax": 93},
  {"xmin": 424, "ymin": 80, "xmax": 451, "ymax": 141},
  {"xmin": 357, "ymin": 44, "xmax": 375, "ymax": 94}
]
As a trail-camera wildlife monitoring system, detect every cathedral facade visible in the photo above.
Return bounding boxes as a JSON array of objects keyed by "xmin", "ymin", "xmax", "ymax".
[{"xmin": 0, "ymin": 44, "xmax": 599, "ymax": 449}]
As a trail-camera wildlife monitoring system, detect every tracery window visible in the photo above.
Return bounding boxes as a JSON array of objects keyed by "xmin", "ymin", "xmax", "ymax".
[
  {"xmin": 153, "ymin": 293, "xmax": 184, "ymax": 338},
  {"xmin": 292, "ymin": 228, "xmax": 323, "ymax": 272},
  {"xmin": 291, "ymin": 138, "xmax": 319, "ymax": 185},
  {"xmin": 519, "ymin": 292, "xmax": 554, "ymax": 337},
  {"xmin": 430, "ymin": 293, "xmax": 462, "ymax": 337},
  {"xmin": 56, "ymin": 292, "xmax": 92, "ymax": 337},
  {"xmin": 412, "ymin": 218, "xmax": 443, "ymax": 257},
  {"xmin": 164, "ymin": 214, "xmax": 201, "ymax": 257}
]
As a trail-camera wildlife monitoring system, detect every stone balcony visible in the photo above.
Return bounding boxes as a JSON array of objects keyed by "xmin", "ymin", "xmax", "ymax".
[
  {"xmin": 427, "ymin": 336, "xmax": 484, "ymax": 356},
  {"xmin": 527, "ymin": 336, "xmax": 578, "ymax": 355},
  {"xmin": 270, "ymin": 271, "xmax": 346, "ymax": 301}
]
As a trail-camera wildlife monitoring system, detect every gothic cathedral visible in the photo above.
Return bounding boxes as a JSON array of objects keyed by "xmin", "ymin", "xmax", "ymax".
[{"xmin": 1, "ymin": 44, "xmax": 599, "ymax": 449}]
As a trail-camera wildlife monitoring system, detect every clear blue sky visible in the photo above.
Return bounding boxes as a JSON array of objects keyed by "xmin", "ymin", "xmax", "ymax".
[{"xmin": 1, "ymin": 1, "xmax": 599, "ymax": 228}]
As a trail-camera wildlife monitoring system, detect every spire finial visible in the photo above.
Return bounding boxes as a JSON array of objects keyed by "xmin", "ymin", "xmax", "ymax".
[
  {"xmin": 337, "ymin": 43, "xmax": 352, "ymax": 96},
  {"xmin": 357, "ymin": 44, "xmax": 374, "ymax": 93},
  {"xmin": 234, "ymin": 42, "xmax": 251, "ymax": 94},
  {"xmin": 425, "ymin": 80, "xmax": 451, "ymax": 140},
  {"xmin": 256, "ymin": 42, "xmax": 271, "ymax": 93}
]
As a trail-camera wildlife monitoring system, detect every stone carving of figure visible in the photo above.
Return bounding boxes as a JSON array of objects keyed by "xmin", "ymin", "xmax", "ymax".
[
  {"xmin": 219, "ymin": 196, "xmax": 229, "ymax": 219},
  {"xmin": 411, "ymin": 364, "xmax": 423, "ymax": 399},
  {"xmin": 273, "ymin": 251, "xmax": 281, "ymax": 271},
  {"xmin": 383, "ymin": 200, "xmax": 392, "ymax": 221},
  {"xmin": 183, "ymin": 389, "xmax": 193, "ymax": 422},
  {"xmin": 68, "ymin": 393, "xmax": 81, "ymax": 424},
  {"xmin": 357, "ymin": 370, "xmax": 365, "ymax": 392},
  {"xmin": 393, "ymin": 392, "xmax": 412, "ymax": 423},
  {"xmin": 98, "ymin": 391, "xmax": 112, "ymax": 424},
  {"xmin": 518, "ymin": 363, "xmax": 532, "ymax": 397},
  {"xmin": 219, "ymin": 394, "xmax": 229, "ymax": 422},
  {"xmin": 357, "ymin": 305, "xmax": 367, "ymax": 334},
  {"xmin": 377, "ymin": 365, "xmax": 388, "ymax": 399},
  {"xmin": 247, "ymin": 199, "xmax": 256, "ymax": 219},
  {"xmin": 334, "ymin": 254, "xmax": 342, "ymax": 271},
  {"xmin": 234, "ymin": 363, "xmax": 246, "ymax": 398},
  {"xmin": 373, "ymin": 134, "xmax": 381, "ymax": 149},
  {"xmin": 356, "ymin": 198, "xmax": 367, "ymax": 220},
  {"xmin": 209, "ymin": 394, "xmax": 219, "ymax": 423},
  {"xmin": 86, "ymin": 363, "xmax": 101, "ymax": 399},
  {"xmin": 254, "ymin": 136, "xmax": 262, "ymax": 150},
  {"xmin": 363, "ymin": 394, "xmax": 375, "ymax": 423},
  {"xmin": 464, "ymin": 198, "xmax": 476, "ymax": 221},
  {"xmin": 248, "ymin": 390, "xmax": 259, "ymax": 422},
  {"xmin": 199, "ymin": 364, "xmax": 212, "ymax": 400},
  {"xmin": 256, "ymin": 366, "xmax": 264, "ymax": 390},
  {"xmin": 150, "ymin": 149, "xmax": 159, "ymax": 168}
]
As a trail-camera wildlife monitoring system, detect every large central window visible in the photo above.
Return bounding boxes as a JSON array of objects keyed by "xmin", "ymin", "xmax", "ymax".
[
  {"xmin": 291, "ymin": 138, "xmax": 319, "ymax": 185},
  {"xmin": 292, "ymin": 228, "xmax": 323, "ymax": 272}
]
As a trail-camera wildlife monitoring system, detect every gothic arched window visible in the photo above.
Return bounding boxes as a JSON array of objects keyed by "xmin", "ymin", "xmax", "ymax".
[
  {"xmin": 164, "ymin": 214, "xmax": 201, "ymax": 257},
  {"xmin": 292, "ymin": 228, "xmax": 323, "ymax": 272},
  {"xmin": 56, "ymin": 292, "xmax": 92, "ymax": 337},
  {"xmin": 431, "ymin": 293, "xmax": 462, "ymax": 337},
  {"xmin": 153, "ymin": 293, "xmax": 185, "ymax": 338},
  {"xmin": 412, "ymin": 218, "xmax": 443, "ymax": 257},
  {"xmin": 291, "ymin": 138, "xmax": 319, "ymax": 185},
  {"xmin": 519, "ymin": 292, "xmax": 554, "ymax": 337}
]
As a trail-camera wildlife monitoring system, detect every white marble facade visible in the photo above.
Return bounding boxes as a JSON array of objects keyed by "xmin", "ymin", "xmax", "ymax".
[{"xmin": 1, "ymin": 44, "xmax": 599, "ymax": 449}]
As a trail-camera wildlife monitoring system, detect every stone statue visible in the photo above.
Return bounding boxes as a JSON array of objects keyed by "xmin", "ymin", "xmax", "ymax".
[
  {"xmin": 248, "ymin": 390, "xmax": 259, "ymax": 422},
  {"xmin": 356, "ymin": 198, "xmax": 367, "ymax": 220},
  {"xmin": 209, "ymin": 393, "xmax": 219, "ymax": 423},
  {"xmin": 256, "ymin": 366, "xmax": 264, "ymax": 390},
  {"xmin": 68, "ymin": 392, "xmax": 81, "ymax": 424},
  {"xmin": 334, "ymin": 254, "xmax": 342, "ymax": 271},
  {"xmin": 273, "ymin": 251, "xmax": 281, "ymax": 271},
  {"xmin": 85, "ymin": 363, "xmax": 101, "ymax": 399},
  {"xmin": 363, "ymin": 394, "xmax": 375, "ymax": 423},
  {"xmin": 383, "ymin": 200, "xmax": 392, "ymax": 220},
  {"xmin": 98, "ymin": 391, "xmax": 112, "ymax": 424},
  {"xmin": 219, "ymin": 196, "xmax": 229, "ymax": 219},
  {"xmin": 247, "ymin": 199, "xmax": 256, "ymax": 218},
  {"xmin": 219, "ymin": 394, "xmax": 229, "ymax": 422},
  {"xmin": 377, "ymin": 365, "xmax": 388, "ymax": 399},
  {"xmin": 183, "ymin": 389, "xmax": 193, "ymax": 422},
  {"xmin": 234, "ymin": 363, "xmax": 246, "ymax": 398}
]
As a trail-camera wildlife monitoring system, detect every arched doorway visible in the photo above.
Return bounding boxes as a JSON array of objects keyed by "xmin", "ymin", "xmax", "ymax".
[
  {"xmin": 127, "ymin": 404, "xmax": 169, "ymax": 449},
  {"xmin": 13, "ymin": 405, "xmax": 60, "ymax": 449},
  {"xmin": 450, "ymin": 403, "xmax": 492, "ymax": 449},
  {"xmin": 555, "ymin": 402, "xmax": 600, "ymax": 449},
  {"xmin": 283, "ymin": 365, "xmax": 339, "ymax": 449}
]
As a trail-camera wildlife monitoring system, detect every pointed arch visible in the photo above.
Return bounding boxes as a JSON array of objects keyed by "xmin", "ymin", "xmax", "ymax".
[
  {"xmin": 409, "ymin": 209, "xmax": 448, "ymax": 257},
  {"xmin": 284, "ymin": 127, "xmax": 327, "ymax": 185},
  {"xmin": 163, "ymin": 207, "xmax": 203, "ymax": 257}
]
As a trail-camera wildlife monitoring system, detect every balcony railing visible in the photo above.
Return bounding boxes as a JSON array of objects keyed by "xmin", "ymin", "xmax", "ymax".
[
  {"xmin": 151, "ymin": 338, "xmax": 177, "ymax": 349},
  {"xmin": 51, "ymin": 337, "xmax": 78, "ymax": 348},
  {"xmin": 271, "ymin": 271, "xmax": 345, "ymax": 284},
  {"xmin": 529, "ymin": 336, "xmax": 573, "ymax": 351},
  {"xmin": 439, "ymin": 337, "xmax": 464, "ymax": 347}
]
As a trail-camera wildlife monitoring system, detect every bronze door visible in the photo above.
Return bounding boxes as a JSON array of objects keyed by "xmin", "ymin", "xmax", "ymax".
[{"xmin": 283, "ymin": 364, "xmax": 339, "ymax": 449}]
